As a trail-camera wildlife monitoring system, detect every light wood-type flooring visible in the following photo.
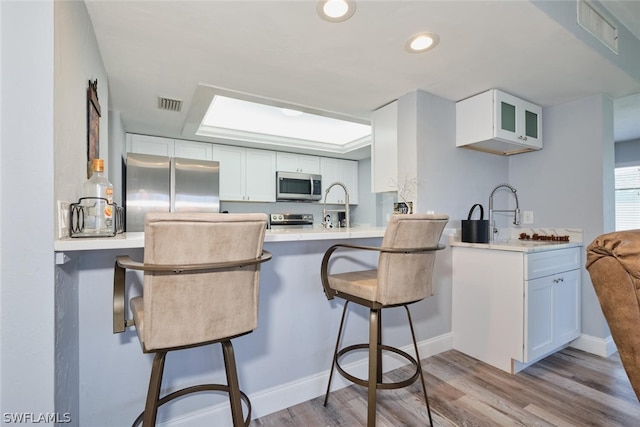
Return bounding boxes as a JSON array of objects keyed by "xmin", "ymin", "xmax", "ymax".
[{"xmin": 253, "ymin": 348, "xmax": 640, "ymax": 426}]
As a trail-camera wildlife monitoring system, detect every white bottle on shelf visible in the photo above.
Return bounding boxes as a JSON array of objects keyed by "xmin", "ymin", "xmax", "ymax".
[{"xmin": 82, "ymin": 158, "xmax": 113, "ymax": 234}]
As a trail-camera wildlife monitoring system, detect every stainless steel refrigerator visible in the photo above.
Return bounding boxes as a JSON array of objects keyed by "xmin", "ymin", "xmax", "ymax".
[{"xmin": 125, "ymin": 152, "xmax": 220, "ymax": 232}]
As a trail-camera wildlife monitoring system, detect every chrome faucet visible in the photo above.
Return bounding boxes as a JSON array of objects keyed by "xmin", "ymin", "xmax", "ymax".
[
  {"xmin": 322, "ymin": 182, "xmax": 350, "ymax": 229},
  {"xmin": 488, "ymin": 183, "xmax": 520, "ymax": 241}
]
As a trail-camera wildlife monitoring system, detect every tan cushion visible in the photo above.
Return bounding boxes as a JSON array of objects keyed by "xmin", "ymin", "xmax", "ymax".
[
  {"xmin": 134, "ymin": 212, "xmax": 268, "ymax": 352},
  {"xmin": 328, "ymin": 270, "xmax": 378, "ymax": 301}
]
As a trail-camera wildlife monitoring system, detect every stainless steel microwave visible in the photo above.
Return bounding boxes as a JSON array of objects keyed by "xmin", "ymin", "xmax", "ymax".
[{"xmin": 276, "ymin": 171, "xmax": 322, "ymax": 201}]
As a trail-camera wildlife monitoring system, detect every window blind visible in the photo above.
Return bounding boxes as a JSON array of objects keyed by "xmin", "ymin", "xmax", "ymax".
[{"xmin": 615, "ymin": 166, "xmax": 640, "ymax": 231}]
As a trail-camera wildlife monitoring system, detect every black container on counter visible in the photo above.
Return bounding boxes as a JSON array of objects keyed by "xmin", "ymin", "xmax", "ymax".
[{"xmin": 461, "ymin": 203, "xmax": 489, "ymax": 243}]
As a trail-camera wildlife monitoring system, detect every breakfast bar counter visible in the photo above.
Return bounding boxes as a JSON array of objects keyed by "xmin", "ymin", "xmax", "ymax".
[
  {"xmin": 54, "ymin": 227, "xmax": 387, "ymax": 252},
  {"xmin": 55, "ymin": 225, "xmax": 452, "ymax": 425}
]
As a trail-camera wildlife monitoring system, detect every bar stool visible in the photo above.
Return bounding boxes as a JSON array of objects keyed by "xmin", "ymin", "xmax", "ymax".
[
  {"xmin": 321, "ymin": 214, "xmax": 448, "ymax": 427},
  {"xmin": 112, "ymin": 212, "xmax": 271, "ymax": 426}
]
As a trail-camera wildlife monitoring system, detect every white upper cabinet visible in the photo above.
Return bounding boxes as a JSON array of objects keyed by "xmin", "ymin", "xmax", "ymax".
[
  {"xmin": 320, "ymin": 157, "xmax": 358, "ymax": 205},
  {"xmin": 211, "ymin": 145, "xmax": 275, "ymax": 202},
  {"xmin": 211, "ymin": 145, "xmax": 245, "ymax": 202},
  {"xmin": 127, "ymin": 134, "xmax": 213, "ymax": 160},
  {"xmin": 245, "ymin": 148, "xmax": 276, "ymax": 202},
  {"xmin": 127, "ymin": 134, "xmax": 175, "ymax": 157},
  {"xmin": 371, "ymin": 101, "xmax": 398, "ymax": 192},
  {"xmin": 456, "ymin": 89, "xmax": 542, "ymax": 156},
  {"xmin": 174, "ymin": 140, "xmax": 213, "ymax": 160},
  {"xmin": 276, "ymin": 152, "xmax": 320, "ymax": 174}
]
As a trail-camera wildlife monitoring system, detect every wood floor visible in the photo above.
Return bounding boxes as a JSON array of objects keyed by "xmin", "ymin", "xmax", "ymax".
[{"xmin": 252, "ymin": 348, "xmax": 640, "ymax": 426}]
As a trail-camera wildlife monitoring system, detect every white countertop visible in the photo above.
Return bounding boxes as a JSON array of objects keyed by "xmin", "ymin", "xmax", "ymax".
[
  {"xmin": 54, "ymin": 227, "xmax": 387, "ymax": 252},
  {"xmin": 449, "ymin": 227, "xmax": 583, "ymax": 253},
  {"xmin": 449, "ymin": 239, "xmax": 582, "ymax": 253}
]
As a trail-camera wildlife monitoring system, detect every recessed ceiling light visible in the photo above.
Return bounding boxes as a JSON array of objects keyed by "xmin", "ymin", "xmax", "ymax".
[
  {"xmin": 405, "ymin": 32, "xmax": 440, "ymax": 53},
  {"xmin": 317, "ymin": 0, "xmax": 356, "ymax": 23}
]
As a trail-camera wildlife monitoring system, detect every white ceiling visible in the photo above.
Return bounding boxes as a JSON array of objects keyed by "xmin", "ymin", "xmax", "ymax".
[{"xmin": 84, "ymin": 0, "xmax": 640, "ymax": 158}]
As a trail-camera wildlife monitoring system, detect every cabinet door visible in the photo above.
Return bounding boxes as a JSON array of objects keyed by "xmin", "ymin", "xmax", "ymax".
[
  {"xmin": 276, "ymin": 152, "xmax": 319, "ymax": 173},
  {"xmin": 127, "ymin": 134, "xmax": 175, "ymax": 157},
  {"xmin": 554, "ymin": 269, "xmax": 581, "ymax": 345},
  {"xmin": 320, "ymin": 158, "xmax": 358, "ymax": 204},
  {"xmin": 297, "ymin": 154, "xmax": 320, "ymax": 174},
  {"xmin": 212, "ymin": 145, "xmax": 245, "ymax": 201},
  {"xmin": 495, "ymin": 91, "xmax": 542, "ymax": 149},
  {"xmin": 525, "ymin": 276, "xmax": 555, "ymax": 362},
  {"xmin": 276, "ymin": 152, "xmax": 299, "ymax": 172},
  {"xmin": 371, "ymin": 101, "xmax": 398, "ymax": 192},
  {"xmin": 245, "ymin": 149, "xmax": 276, "ymax": 202},
  {"xmin": 174, "ymin": 140, "xmax": 213, "ymax": 160},
  {"xmin": 525, "ymin": 268, "xmax": 581, "ymax": 362}
]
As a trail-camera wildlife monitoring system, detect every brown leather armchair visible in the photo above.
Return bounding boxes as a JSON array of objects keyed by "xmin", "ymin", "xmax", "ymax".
[{"xmin": 586, "ymin": 230, "xmax": 640, "ymax": 401}]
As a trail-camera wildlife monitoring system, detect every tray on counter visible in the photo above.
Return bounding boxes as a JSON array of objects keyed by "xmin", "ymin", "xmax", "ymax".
[{"xmin": 69, "ymin": 197, "xmax": 124, "ymax": 238}]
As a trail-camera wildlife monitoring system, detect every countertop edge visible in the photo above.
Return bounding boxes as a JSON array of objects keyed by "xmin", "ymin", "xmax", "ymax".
[
  {"xmin": 54, "ymin": 227, "xmax": 388, "ymax": 252},
  {"xmin": 449, "ymin": 240, "xmax": 582, "ymax": 253}
]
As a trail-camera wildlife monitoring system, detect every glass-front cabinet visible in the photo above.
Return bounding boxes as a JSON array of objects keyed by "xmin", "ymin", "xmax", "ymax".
[
  {"xmin": 495, "ymin": 90, "xmax": 542, "ymax": 149},
  {"xmin": 456, "ymin": 89, "xmax": 543, "ymax": 155}
]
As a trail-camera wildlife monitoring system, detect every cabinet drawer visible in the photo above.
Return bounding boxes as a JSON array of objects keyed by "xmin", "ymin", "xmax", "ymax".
[{"xmin": 525, "ymin": 247, "xmax": 580, "ymax": 280}]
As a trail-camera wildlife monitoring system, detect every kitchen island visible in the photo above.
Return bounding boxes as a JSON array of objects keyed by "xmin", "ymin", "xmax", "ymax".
[
  {"xmin": 55, "ymin": 226, "xmax": 453, "ymax": 426},
  {"xmin": 450, "ymin": 229, "xmax": 583, "ymax": 374}
]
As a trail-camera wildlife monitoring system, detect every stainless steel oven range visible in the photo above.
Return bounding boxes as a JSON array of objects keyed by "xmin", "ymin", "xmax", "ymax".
[{"xmin": 269, "ymin": 213, "xmax": 314, "ymax": 230}]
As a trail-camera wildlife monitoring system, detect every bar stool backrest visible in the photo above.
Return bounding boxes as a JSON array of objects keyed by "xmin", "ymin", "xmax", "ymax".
[
  {"xmin": 141, "ymin": 212, "xmax": 268, "ymax": 351},
  {"xmin": 377, "ymin": 214, "xmax": 448, "ymax": 306}
]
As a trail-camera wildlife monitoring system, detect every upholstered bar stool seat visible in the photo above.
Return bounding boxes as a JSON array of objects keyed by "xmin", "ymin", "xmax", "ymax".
[
  {"xmin": 321, "ymin": 214, "xmax": 448, "ymax": 427},
  {"xmin": 113, "ymin": 212, "xmax": 271, "ymax": 426}
]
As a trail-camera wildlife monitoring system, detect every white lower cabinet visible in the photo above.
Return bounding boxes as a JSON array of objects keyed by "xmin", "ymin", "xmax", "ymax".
[
  {"xmin": 211, "ymin": 145, "xmax": 275, "ymax": 202},
  {"xmin": 452, "ymin": 246, "xmax": 581, "ymax": 373},
  {"xmin": 526, "ymin": 268, "xmax": 580, "ymax": 362}
]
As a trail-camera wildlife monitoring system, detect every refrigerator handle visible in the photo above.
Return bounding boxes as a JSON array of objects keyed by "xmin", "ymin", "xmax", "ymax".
[{"xmin": 170, "ymin": 158, "xmax": 176, "ymax": 212}]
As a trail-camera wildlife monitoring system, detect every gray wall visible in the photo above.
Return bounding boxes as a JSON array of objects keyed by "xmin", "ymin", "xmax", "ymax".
[
  {"xmin": 510, "ymin": 94, "xmax": 615, "ymax": 340},
  {"xmin": 53, "ymin": 1, "xmax": 110, "ymax": 423},
  {"xmin": 1, "ymin": 0, "xmax": 56, "ymax": 417}
]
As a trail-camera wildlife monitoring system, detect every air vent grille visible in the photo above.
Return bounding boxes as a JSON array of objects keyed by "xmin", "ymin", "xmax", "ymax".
[
  {"xmin": 157, "ymin": 97, "xmax": 183, "ymax": 112},
  {"xmin": 577, "ymin": 0, "xmax": 618, "ymax": 54}
]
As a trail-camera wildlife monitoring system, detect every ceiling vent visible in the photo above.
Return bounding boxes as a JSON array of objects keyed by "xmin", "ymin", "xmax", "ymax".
[
  {"xmin": 157, "ymin": 97, "xmax": 183, "ymax": 112},
  {"xmin": 577, "ymin": 0, "xmax": 618, "ymax": 54}
]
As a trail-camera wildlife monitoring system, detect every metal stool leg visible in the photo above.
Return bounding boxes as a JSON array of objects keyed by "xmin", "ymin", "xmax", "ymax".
[
  {"xmin": 141, "ymin": 351, "xmax": 167, "ymax": 426},
  {"xmin": 405, "ymin": 306, "xmax": 433, "ymax": 427},
  {"xmin": 367, "ymin": 308, "xmax": 380, "ymax": 427},
  {"xmin": 324, "ymin": 301, "xmax": 350, "ymax": 406},
  {"xmin": 222, "ymin": 340, "xmax": 245, "ymax": 427}
]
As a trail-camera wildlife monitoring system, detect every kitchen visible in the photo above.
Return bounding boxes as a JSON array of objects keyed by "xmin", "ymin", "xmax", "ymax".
[{"xmin": 3, "ymin": 0, "xmax": 640, "ymax": 426}]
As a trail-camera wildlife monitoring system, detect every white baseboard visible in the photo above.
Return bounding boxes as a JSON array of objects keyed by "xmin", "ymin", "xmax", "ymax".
[
  {"xmin": 569, "ymin": 333, "xmax": 617, "ymax": 357},
  {"xmin": 161, "ymin": 333, "xmax": 453, "ymax": 426}
]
